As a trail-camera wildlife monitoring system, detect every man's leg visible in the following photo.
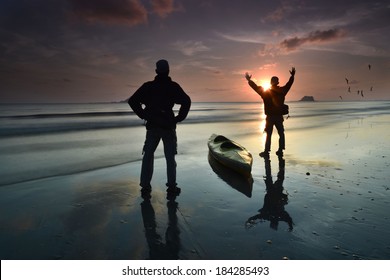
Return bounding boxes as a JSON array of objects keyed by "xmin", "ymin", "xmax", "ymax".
[
  {"xmin": 162, "ymin": 129, "xmax": 177, "ymax": 188},
  {"xmin": 261, "ymin": 116, "xmax": 274, "ymax": 157},
  {"xmin": 140, "ymin": 129, "xmax": 161, "ymax": 189},
  {"xmin": 275, "ymin": 116, "xmax": 285, "ymax": 156}
]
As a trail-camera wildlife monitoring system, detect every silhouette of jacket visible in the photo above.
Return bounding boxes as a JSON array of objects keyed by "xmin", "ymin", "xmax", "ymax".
[
  {"xmin": 248, "ymin": 76, "xmax": 294, "ymax": 116},
  {"xmin": 129, "ymin": 74, "xmax": 191, "ymax": 129}
]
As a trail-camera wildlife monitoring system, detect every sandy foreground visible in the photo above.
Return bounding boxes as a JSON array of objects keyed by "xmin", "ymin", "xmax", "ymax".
[{"xmin": 0, "ymin": 114, "xmax": 389, "ymax": 260}]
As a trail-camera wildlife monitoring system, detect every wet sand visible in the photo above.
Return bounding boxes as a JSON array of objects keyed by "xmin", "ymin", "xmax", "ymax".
[{"xmin": 0, "ymin": 113, "xmax": 389, "ymax": 260}]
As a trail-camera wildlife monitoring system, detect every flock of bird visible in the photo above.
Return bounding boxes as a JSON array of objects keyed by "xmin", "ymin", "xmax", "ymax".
[{"xmin": 340, "ymin": 64, "xmax": 373, "ymax": 100}]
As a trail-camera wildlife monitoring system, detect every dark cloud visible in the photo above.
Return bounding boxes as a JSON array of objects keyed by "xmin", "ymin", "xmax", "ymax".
[
  {"xmin": 0, "ymin": 0, "xmax": 67, "ymax": 39},
  {"xmin": 280, "ymin": 29, "xmax": 346, "ymax": 51},
  {"xmin": 68, "ymin": 0, "xmax": 148, "ymax": 26},
  {"xmin": 263, "ymin": 2, "xmax": 296, "ymax": 22},
  {"xmin": 151, "ymin": 0, "xmax": 175, "ymax": 18}
]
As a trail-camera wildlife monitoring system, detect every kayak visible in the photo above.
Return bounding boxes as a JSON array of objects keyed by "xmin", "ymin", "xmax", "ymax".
[{"xmin": 207, "ymin": 134, "xmax": 253, "ymax": 176}]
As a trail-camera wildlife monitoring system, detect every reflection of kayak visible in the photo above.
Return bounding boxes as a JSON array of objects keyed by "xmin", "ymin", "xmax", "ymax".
[
  {"xmin": 207, "ymin": 134, "xmax": 253, "ymax": 176},
  {"xmin": 208, "ymin": 153, "xmax": 253, "ymax": 197}
]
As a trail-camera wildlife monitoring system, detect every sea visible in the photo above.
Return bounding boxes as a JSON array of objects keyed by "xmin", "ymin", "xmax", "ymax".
[
  {"xmin": 1, "ymin": 101, "xmax": 389, "ymax": 187},
  {"xmin": 1, "ymin": 101, "xmax": 390, "ymax": 260}
]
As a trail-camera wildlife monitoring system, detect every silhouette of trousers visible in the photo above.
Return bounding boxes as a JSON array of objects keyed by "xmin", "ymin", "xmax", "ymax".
[
  {"xmin": 264, "ymin": 115, "xmax": 285, "ymax": 152},
  {"xmin": 141, "ymin": 128, "xmax": 177, "ymax": 188}
]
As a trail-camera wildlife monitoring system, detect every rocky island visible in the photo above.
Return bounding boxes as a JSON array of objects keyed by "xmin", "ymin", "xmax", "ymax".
[{"xmin": 299, "ymin": 96, "xmax": 315, "ymax": 101}]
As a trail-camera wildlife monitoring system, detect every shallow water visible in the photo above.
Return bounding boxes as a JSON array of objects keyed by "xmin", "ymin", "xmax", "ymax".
[{"xmin": 1, "ymin": 101, "xmax": 389, "ymax": 186}]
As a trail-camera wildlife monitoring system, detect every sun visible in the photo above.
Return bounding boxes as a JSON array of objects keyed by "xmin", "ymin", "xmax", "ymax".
[{"xmin": 260, "ymin": 80, "xmax": 271, "ymax": 90}]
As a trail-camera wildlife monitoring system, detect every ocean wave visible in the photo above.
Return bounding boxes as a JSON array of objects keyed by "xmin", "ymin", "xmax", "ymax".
[
  {"xmin": 0, "ymin": 115, "xmax": 260, "ymax": 137},
  {"xmin": 1, "ymin": 101, "xmax": 389, "ymax": 137},
  {"xmin": 0, "ymin": 106, "xmax": 242, "ymax": 119},
  {"xmin": 2, "ymin": 111, "xmax": 134, "ymax": 119},
  {"xmin": 0, "ymin": 106, "xmax": 260, "ymax": 137}
]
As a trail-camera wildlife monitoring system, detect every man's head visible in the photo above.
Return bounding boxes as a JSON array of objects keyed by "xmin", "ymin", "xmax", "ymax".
[
  {"xmin": 156, "ymin": 59, "xmax": 169, "ymax": 75},
  {"xmin": 270, "ymin": 76, "xmax": 279, "ymax": 86}
]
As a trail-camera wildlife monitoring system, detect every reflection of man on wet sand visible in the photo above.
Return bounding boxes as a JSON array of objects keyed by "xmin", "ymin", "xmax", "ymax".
[
  {"xmin": 246, "ymin": 157, "xmax": 293, "ymax": 231},
  {"xmin": 141, "ymin": 199, "xmax": 180, "ymax": 259}
]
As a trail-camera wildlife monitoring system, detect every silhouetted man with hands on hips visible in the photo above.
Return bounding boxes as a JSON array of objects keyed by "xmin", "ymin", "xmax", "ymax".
[{"xmin": 129, "ymin": 59, "xmax": 191, "ymax": 199}]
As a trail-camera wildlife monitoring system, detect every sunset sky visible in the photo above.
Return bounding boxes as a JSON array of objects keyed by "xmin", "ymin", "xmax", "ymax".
[{"xmin": 1, "ymin": 0, "xmax": 389, "ymax": 103}]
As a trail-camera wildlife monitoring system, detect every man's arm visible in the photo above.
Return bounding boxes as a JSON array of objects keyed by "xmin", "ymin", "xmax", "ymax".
[
  {"xmin": 245, "ymin": 72, "xmax": 264, "ymax": 96},
  {"xmin": 175, "ymin": 86, "xmax": 191, "ymax": 123},
  {"xmin": 128, "ymin": 86, "xmax": 146, "ymax": 120},
  {"xmin": 282, "ymin": 67, "xmax": 296, "ymax": 95}
]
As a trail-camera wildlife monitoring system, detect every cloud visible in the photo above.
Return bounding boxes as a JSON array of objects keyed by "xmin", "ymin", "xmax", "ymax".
[
  {"xmin": 257, "ymin": 44, "xmax": 281, "ymax": 57},
  {"xmin": 184, "ymin": 60, "xmax": 223, "ymax": 76},
  {"xmin": 259, "ymin": 63, "xmax": 277, "ymax": 70},
  {"xmin": 68, "ymin": 0, "xmax": 148, "ymax": 26},
  {"xmin": 280, "ymin": 29, "xmax": 346, "ymax": 51},
  {"xmin": 263, "ymin": 2, "xmax": 295, "ymax": 22},
  {"xmin": 216, "ymin": 31, "xmax": 266, "ymax": 44},
  {"xmin": 151, "ymin": 0, "xmax": 175, "ymax": 18},
  {"xmin": 172, "ymin": 40, "xmax": 210, "ymax": 56}
]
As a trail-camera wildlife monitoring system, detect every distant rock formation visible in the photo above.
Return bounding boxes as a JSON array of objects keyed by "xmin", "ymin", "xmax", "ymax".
[{"xmin": 299, "ymin": 96, "xmax": 315, "ymax": 101}]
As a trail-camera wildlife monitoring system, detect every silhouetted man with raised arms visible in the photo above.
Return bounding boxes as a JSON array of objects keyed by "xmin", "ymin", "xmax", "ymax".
[
  {"xmin": 129, "ymin": 59, "xmax": 191, "ymax": 199},
  {"xmin": 245, "ymin": 67, "xmax": 295, "ymax": 158}
]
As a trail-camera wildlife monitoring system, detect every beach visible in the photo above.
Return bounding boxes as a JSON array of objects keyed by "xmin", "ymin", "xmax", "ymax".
[{"xmin": 0, "ymin": 101, "xmax": 389, "ymax": 260}]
